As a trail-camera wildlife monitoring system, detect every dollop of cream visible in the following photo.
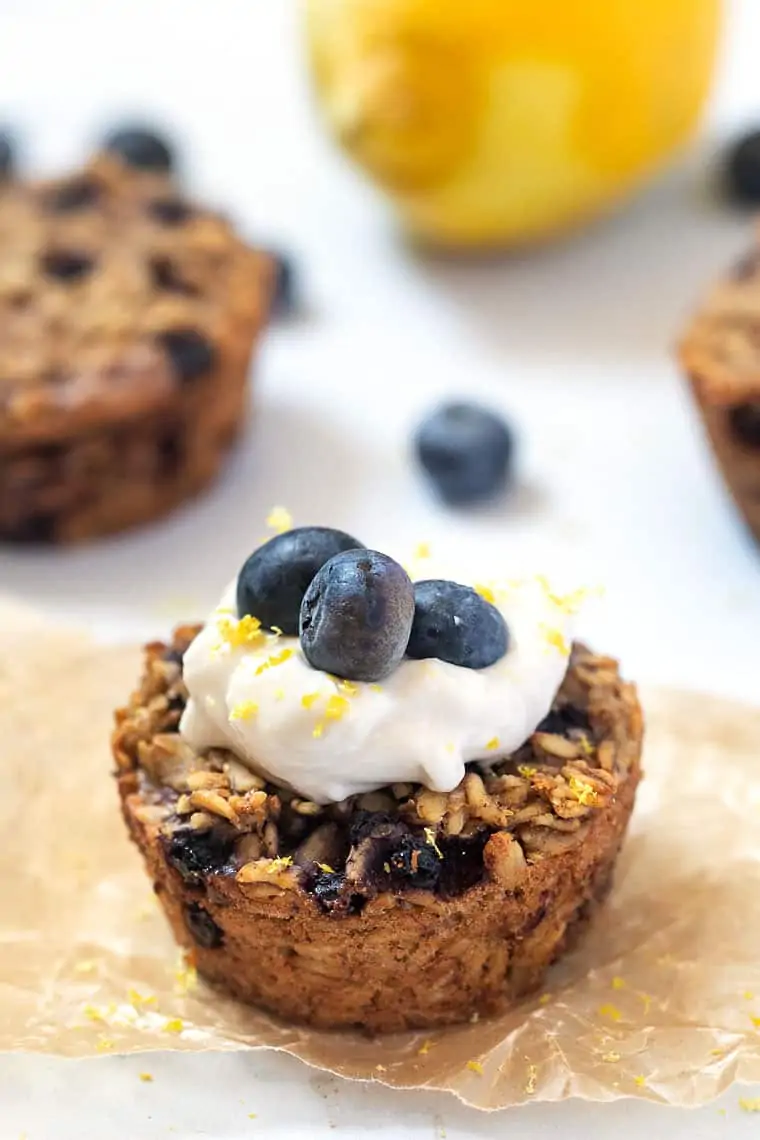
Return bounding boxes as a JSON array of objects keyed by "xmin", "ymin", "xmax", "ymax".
[{"xmin": 180, "ymin": 573, "xmax": 582, "ymax": 805}]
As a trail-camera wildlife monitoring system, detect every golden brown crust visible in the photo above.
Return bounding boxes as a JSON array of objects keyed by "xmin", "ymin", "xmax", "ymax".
[
  {"xmin": 113, "ymin": 632, "xmax": 643, "ymax": 1033},
  {"xmin": 679, "ymin": 246, "xmax": 760, "ymax": 543},
  {"xmin": 0, "ymin": 156, "xmax": 271, "ymax": 541}
]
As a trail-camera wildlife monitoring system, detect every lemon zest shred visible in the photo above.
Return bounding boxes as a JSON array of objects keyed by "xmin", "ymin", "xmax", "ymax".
[
  {"xmin": 312, "ymin": 722, "xmax": 324, "ymax": 739},
  {"xmin": 525, "ymin": 1064, "xmax": 538, "ymax": 1095},
  {"xmin": 518, "ymin": 764, "xmax": 537, "ymax": 778},
  {"xmin": 485, "ymin": 736, "xmax": 500, "ymax": 751},
  {"xmin": 418, "ymin": 1039, "xmax": 435, "ymax": 1056},
  {"xmin": 218, "ymin": 615, "xmax": 264, "ymax": 650},
  {"xmin": 740, "ymin": 1097, "xmax": 760, "ymax": 1112},
  {"xmin": 255, "ymin": 647, "xmax": 294, "ymax": 675},
  {"xmin": 750, "ymin": 1014, "xmax": 760, "ymax": 1029},
  {"xmin": 163, "ymin": 1018, "xmax": 184, "ymax": 1034},
  {"xmin": 317, "ymin": 863, "xmax": 335, "ymax": 874},
  {"xmin": 568, "ymin": 775, "xmax": 599, "ymax": 806},
  {"xmin": 466, "ymin": 1060, "xmax": 484, "ymax": 1075},
  {"xmin": 301, "ymin": 692, "xmax": 321, "ymax": 710},
  {"xmin": 325, "ymin": 695, "xmax": 350, "ymax": 721},
  {"xmin": 231, "ymin": 700, "xmax": 259, "ymax": 722},
  {"xmin": 267, "ymin": 856, "xmax": 293, "ymax": 874},
  {"xmin": 424, "ymin": 827, "xmax": 444, "ymax": 860},
  {"xmin": 611, "ymin": 976, "xmax": 626, "ymax": 991},
  {"xmin": 266, "ymin": 506, "xmax": 292, "ymax": 533},
  {"xmin": 139, "ymin": 1072, "xmax": 154, "ymax": 1083},
  {"xmin": 475, "ymin": 583, "xmax": 496, "ymax": 604},
  {"xmin": 598, "ymin": 1003, "xmax": 623, "ymax": 1022}
]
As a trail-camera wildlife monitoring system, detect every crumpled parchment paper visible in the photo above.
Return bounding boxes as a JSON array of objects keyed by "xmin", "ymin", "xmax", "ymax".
[{"xmin": 1, "ymin": 597, "xmax": 759, "ymax": 1110}]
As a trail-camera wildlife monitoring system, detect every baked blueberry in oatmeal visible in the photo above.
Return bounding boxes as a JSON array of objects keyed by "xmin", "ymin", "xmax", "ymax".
[{"xmin": 113, "ymin": 531, "xmax": 642, "ymax": 1032}]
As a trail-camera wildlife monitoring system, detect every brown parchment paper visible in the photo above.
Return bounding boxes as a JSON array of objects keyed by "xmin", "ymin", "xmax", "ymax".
[{"xmin": 2, "ymin": 597, "xmax": 760, "ymax": 1111}]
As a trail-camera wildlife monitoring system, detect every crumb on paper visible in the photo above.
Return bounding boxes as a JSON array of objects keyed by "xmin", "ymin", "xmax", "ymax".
[
  {"xmin": 466, "ymin": 1060, "xmax": 484, "ymax": 1075},
  {"xmin": 525, "ymin": 1064, "xmax": 538, "ymax": 1095},
  {"xmin": 598, "ymin": 1003, "xmax": 623, "ymax": 1022},
  {"xmin": 139, "ymin": 1072, "xmax": 153, "ymax": 1083},
  {"xmin": 739, "ymin": 1097, "xmax": 760, "ymax": 1113}
]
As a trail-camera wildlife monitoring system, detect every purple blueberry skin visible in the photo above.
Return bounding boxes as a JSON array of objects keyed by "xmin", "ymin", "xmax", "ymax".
[
  {"xmin": 237, "ymin": 526, "xmax": 364, "ymax": 636},
  {"xmin": 406, "ymin": 579, "xmax": 508, "ymax": 669},
  {"xmin": 415, "ymin": 401, "xmax": 514, "ymax": 506},
  {"xmin": 300, "ymin": 549, "xmax": 414, "ymax": 682}
]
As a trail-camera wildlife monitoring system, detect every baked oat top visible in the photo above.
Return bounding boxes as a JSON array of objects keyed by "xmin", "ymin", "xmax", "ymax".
[
  {"xmin": 0, "ymin": 155, "xmax": 271, "ymax": 445},
  {"xmin": 680, "ymin": 245, "xmax": 760, "ymax": 405}
]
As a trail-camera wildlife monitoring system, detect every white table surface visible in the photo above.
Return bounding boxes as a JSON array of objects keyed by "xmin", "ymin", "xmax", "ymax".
[{"xmin": 1, "ymin": 0, "xmax": 759, "ymax": 1135}]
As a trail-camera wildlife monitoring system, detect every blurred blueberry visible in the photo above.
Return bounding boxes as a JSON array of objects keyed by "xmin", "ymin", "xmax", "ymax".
[{"xmin": 415, "ymin": 401, "xmax": 514, "ymax": 506}]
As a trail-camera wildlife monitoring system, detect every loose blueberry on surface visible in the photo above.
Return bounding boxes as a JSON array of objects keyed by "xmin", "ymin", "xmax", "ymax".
[
  {"xmin": 725, "ymin": 129, "xmax": 760, "ymax": 206},
  {"xmin": 728, "ymin": 402, "xmax": 760, "ymax": 448},
  {"xmin": 300, "ymin": 549, "xmax": 414, "ymax": 682},
  {"xmin": 0, "ymin": 129, "xmax": 15, "ymax": 179},
  {"xmin": 415, "ymin": 401, "xmax": 514, "ymax": 506},
  {"xmin": 157, "ymin": 328, "xmax": 215, "ymax": 383},
  {"xmin": 237, "ymin": 526, "xmax": 364, "ymax": 635},
  {"xmin": 102, "ymin": 125, "xmax": 174, "ymax": 172},
  {"xmin": 41, "ymin": 250, "xmax": 94, "ymax": 282},
  {"xmin": 183, "ymin": 902, "xmax": 224, "ymax": 949},
  {"xmin": 406, "ymin": 579, "xmax": 508, "ymax": 669}
]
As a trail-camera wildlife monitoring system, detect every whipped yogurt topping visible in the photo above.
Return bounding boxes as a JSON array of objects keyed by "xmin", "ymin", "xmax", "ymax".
[{"xmin": 180, "ymin": 568, "xmax": 583, "ymax": 805}]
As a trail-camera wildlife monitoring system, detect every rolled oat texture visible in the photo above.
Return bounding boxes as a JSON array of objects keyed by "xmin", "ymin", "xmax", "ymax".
[
  {"xmin": 679, "ymin": 243, "xmax": 760, "ymax": 544},
  {"xmin": 113, "ymin": 633, "xmax": 643, "ymax": 1033},
  {"xmin": 0, "ymin": 156, "xmax": 271, "ymax": 542}
]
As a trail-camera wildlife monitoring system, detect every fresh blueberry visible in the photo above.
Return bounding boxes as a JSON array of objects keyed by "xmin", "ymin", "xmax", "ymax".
[
  {"xmin": 728, "ymin": 403, "xmax": 760, "ymax": 448},
  {"xmin": 183, "ymin": 902, "xmax": 224, "ymax": 949},
  {"xmin": 0, "ymin": 129, "xmax": 15, "ymax": 179},
  {"xmin": 300, "ymin": 549, "xmax": 414, "ymax": 682},
  {"xmin": 237, "ymin": 526, "xmax": 364, "ymax": 635},
  {"xmin": 415, "ymin": 401, "xmax": 514, "ymax": 506},
  {"xmin": 157, "ymin": 328, "xmax": 215, "ymax": 383},
  {"xmin": 102, "ymin": 124, "xmax": 174, "ymax": 172},
  {"xmin": 406, "ymin": 580, "xmax": 508, "ymax": 669},
  {"xmin": 725, "ymin": 129, "xmax": 760, "ymax": 206}
]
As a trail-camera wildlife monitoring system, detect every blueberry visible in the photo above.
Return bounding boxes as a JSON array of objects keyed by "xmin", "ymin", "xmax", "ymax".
[
  {"xmin": 102, "ymin": 125, "xmax": 174, "ymax": 172},
  {"xmin": 164, "ymin": 827, "xmax": 235, "ymax": 885},
  {"xmin": 268, "ymin": 250, "xmax": 297, "ymax": 318},
  {"xmin": 183, "ymin": 902, "xmax": 224, "ymax": 949},
  {"xmin": 406, "ymin": 580, "xmax": 508, "ymax": 669},
  {"xmin": 728, "ymin": 403, "xmax": 760, "ymax": 448},
  {"xmin": 157, "ymin": 328, "xmax": 215, "ymax": 383},
  {"xmin": 45, "ymin": 177, "xmax": 100, "ymax": 212},
  {"xmin": 237, "ymin": 526, "xmax": 364, "ymax": 635},
  {"xmin": 300, "ymin": 549, "xmax": 414, "ymax": 682},
  {"xmin": 415, "ymin": 401, "xmax": 514, "ymax": 506},
  {"xmin": 388, "ymin": 833, "xmax": 441, "ymax": 890},
  {"xmin": 148, "ymin": 196, "xmax": 192, "ymax": 225},
  {"xmin": 0, "ymin": 129, "xmax": 15, "ymax": 179},
  {"xmin": 725, "ymin": 129, "xmax": 760, "ymax": 206},
  {"xmin": 41, "ymin": 250, "xmax": 94, "ymax": 282}
]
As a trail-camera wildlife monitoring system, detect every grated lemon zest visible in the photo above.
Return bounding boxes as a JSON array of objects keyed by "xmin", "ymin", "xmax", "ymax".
[
  {"xmin": 325, "ymin": 695, "xmax": 350, "ymax": 721},
  {"xmin": 612, "ymin": 976, "xmax": 626, "ymax": 991},
  {"xmin": 541, "ymin": 623, "xmax": 570, "ymax": 656},
  {"xmin": 569, "ymin": 776, "xmax": 599, "ymax": 806},
  {"xmin": 475, "ymin": 583, "xmax": 496, "ymax": 604},
  {"xmin": 518, "ymin": 764, "xmax": 537, "ymax": 778},
  {"xmin": 163, "ymin": 1018, "xmax": 184, "ymax": 1034},
  {"xmin": 255, "ymin": 647, "xmax": 294, "ymax": 676},
  {"xmin": 301, "ymin": 692, "xmax": 321, "ymax": 709},
  {"xmin": 218, "ymin": 615, "xmax": 264, "ymax": 650},
  {"xmin": 312, "ymin": 723, "xmax": 324, "ymax": 739},
  {"xmin": 424, "ymin": 827, "xmax": 444, "ymax": 859},
  {"xmin": 266, "ymin": 506, "xmax": 292, "ymax": 533},
  {"xmin": 466, "ymin": 1060, "xmax": 484, "ymax": 1075},
  {"xmin": 231, "ymin": 700, "xmax": 259, "ymax": 721},
  {"xmin": 740, "ymin": 1098, "xmax": 760, "ymax": 1112},
  {"xmin": 525, "ymin": 1064, "xmax": 538, "ymax": 1095},
  {"xmin": 268, "ymin": 856, "xmax": 293, "ymax": 874},
  {"xmin": 317, "ymin": 863, "xmax": 335, "ymax": 874},
  {"xmin": 418, "ymin": 1039, "xmax": 435, "ymax": 1056},
  {"xmin": 139, "ymin": 1072, "xmax": 154, "ymax": 1083},
  {"xmin": 485, "ymin": 737, "xmax": 500, "ymax": 751},
  {"xmin": 598, "ymin": 1003, "xmax": 622, "ymax": 1022}
]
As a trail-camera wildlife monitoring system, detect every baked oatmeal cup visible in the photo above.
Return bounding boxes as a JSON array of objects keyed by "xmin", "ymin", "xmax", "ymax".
[{"xmin": 113, "ymin": 530, "xmax": 642, "ymax": 1033}]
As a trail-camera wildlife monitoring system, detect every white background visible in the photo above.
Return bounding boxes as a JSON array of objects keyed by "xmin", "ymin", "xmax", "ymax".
[{"xmin": 1, "ymin": 0, "xmax": 759, "ymax": 1135}]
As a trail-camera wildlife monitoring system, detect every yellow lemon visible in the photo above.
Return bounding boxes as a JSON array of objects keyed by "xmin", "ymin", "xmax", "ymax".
[{"xmin": 304, "ymin": 0, "xmax": 722, "ymax": 247}]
